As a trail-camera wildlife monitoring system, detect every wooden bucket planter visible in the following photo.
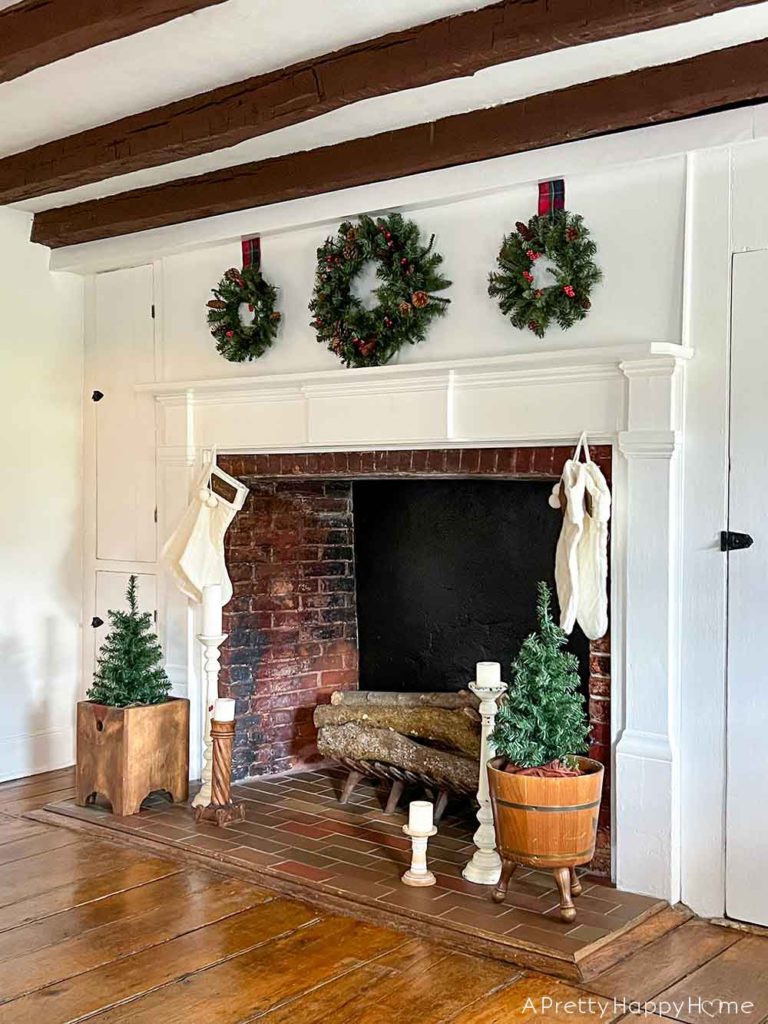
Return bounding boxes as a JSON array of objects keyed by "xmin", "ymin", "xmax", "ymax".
[
  {"xmin": 76, "ymin": 698, "xmax": 190, "ymax": 817},
  {"xmin": 487, "ymin": 754, "xmax": 604, "ymax": 922}
]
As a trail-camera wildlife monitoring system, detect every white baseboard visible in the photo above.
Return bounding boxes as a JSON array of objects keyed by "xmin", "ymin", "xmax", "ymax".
[{"xmin": 0, "ymin": 727, "xmax": 75, "ymax": 784}]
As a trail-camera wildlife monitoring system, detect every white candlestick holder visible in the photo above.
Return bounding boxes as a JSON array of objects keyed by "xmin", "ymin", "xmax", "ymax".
[
  {"xmin": 462, "ymin": 678, "xmax": 508, "ymax": 885},
  {"xmin": 191, "ymin": 631, "xmax": 228, "ymax": 809},
  {"xmin": 401, "ymin": 824, "xmax": 438, "ymax": 886}
]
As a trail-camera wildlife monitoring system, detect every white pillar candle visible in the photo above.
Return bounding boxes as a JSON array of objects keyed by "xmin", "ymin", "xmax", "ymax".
[
  {"xmin": 476, "ymin": 661, "xmax": 502, "ymax": 686},
  {"xmin": 408, "ymin": 800, "xmax": 434, "ymax": 834},
  {"xmin": 214, "ymin": 697, "xmax": 236, "ymax": 722},
  {"xmin": 202, "ymin": 583, "xmax": 223, "ymax": 637}
]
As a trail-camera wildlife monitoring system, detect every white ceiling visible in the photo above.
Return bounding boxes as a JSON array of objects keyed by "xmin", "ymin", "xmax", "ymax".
[{"xmin": 0, "ymin": 0, "xmax": 494, "ymax": 156}]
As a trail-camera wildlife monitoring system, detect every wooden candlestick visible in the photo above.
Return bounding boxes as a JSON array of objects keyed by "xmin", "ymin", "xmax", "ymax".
[
  {"xmin": 401, "ymin": 824, "xmax": 438, "ymax": 886},
  {"xmin": 194, "ymin": 718, "xmax": 245, "ymax": 827}
]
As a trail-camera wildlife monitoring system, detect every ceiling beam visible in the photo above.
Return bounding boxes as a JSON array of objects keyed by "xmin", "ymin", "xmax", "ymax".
[
  {"xmin": 31, "ymin": 38, "xmax": 768, "ymax": 249},
  {"xmin": 0, "ymin": 0, "xmax": 760, "ymax": 204},
  {"xmin": 0, "ymin": 0, "xmax": 227, "ymax": 85}
]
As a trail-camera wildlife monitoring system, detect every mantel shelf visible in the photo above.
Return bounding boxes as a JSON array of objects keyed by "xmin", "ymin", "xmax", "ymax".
[{"xmin": 136, "ymin": 342, "xmax": 692, "ymax": 398}]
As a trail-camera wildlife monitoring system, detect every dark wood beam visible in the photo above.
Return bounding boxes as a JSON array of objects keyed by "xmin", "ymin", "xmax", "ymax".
[
  {"xmin": 1, "ymin": 0, "xmax": 760, "ymax": 204},
  {"xmin": 32, "ymin": 38, "xmax": 768, "ymax": 249},
  {"xmin": 0, "ymin": 0, "xmax": 227, "ymax": 85}
]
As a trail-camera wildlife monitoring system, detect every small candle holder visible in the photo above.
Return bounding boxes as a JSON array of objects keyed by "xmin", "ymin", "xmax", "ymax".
[
  {"xmin": 401, "ymin": 823, "xmax": 438, "ymax": 886},
  {"xmin": 194, "ymin": 717, "xmax": 245, "ymax": 827}
]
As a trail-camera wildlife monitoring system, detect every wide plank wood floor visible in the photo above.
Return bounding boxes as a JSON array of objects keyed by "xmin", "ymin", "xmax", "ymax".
[{"xmin": 0, "ymin": 767, "xmax": 767, "ymax": 1023}]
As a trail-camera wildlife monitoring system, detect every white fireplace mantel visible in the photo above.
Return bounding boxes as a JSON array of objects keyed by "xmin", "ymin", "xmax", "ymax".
[{"xmin": 147, "ymin": 340, "xmax": 691, "ymax": 903}]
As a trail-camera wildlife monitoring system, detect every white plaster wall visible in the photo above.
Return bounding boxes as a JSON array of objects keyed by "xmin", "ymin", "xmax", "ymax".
[{"xmin": 0, "ymin": 208, "xmax": 84, "ymax": 782}]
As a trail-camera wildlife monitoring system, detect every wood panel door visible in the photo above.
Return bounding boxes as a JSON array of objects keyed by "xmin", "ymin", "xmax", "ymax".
[
  {"xmin": 91, "ymin": 265, "xmax": 157, "ymax": 563},
  {"xmin": 726, "ymin": 249, "xmax": 768, "ymax": 927}
]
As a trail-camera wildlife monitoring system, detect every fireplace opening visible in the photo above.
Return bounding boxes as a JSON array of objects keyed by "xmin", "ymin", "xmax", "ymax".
[
  {"xmin": 353, "ymin": 478, "xmax": 590, "ymax": 696},
  {"xmin": 219, "ymin": 447, "xmax": 611, "ymax": 873}
]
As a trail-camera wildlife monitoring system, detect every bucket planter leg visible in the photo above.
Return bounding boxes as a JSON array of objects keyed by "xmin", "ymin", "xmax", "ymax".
[
  {"xmin": 492, "ymin": 859, "xmax": 518, "ymax": 903},
  {"xmin": 554, "ymin": 867, "xmax": 576, "ymax": 922}
]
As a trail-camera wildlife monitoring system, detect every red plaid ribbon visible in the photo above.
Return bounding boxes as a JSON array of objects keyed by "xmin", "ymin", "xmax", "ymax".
[
  {"xmin": 241, "ymin": 236, "xmax": 261, "ymax": 269},
  {"xmin": 538, "ymin": 179, "xmax": 565, "ymax": 216}
]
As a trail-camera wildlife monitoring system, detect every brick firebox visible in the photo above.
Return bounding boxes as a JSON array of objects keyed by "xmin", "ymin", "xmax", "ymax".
[{"xmin": 217, "ymin": 446, "xmax": 612, "ymax": 872}]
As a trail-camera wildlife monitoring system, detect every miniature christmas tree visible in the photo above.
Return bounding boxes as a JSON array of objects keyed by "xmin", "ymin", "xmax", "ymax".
[
  {"xmin": 88, "ymin": 575, "xmax": 171, "ymax": 707},
  {"xmin": 491, "ymin": 582, "xmax": 590, "ymax": 771}
]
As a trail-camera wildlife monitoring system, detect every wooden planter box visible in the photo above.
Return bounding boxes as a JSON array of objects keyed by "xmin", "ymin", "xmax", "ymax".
[{"xmin": 76, "ymin": 698, "xmax": 189, "ymax": 817}]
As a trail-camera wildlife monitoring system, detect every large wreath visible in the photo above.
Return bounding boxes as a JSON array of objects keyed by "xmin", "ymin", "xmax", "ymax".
[
  {"xmin": 488, "ymin": 211, "xmax": 601, "ymax": 339},
  {"xmin": 309, "ymin": 213, "xmax": 451, "ymax": 368},
  {"xmin": 207, "ymin": 264, "xmax": 281, "ymax": 362}
]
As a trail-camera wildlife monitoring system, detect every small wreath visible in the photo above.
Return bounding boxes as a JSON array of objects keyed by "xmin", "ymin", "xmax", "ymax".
[
  {"xmin": 207, "ymin": 264, "xmax": 281, "ymax": 362},
  {"xmin": 488, "ymin": 210, "xmax": 601, "ymax": 339},
  {"xmin": 309, "ymin": 213, "xmax": 451, "ymax": 368}
]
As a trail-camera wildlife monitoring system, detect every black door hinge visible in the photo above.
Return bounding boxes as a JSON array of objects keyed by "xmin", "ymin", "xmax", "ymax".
[
  {"xmin": 721, "ymin": 531, "xmax": 754, "ymax": 552},
  {"xmin": 92, "ymin": 390, "xmax": 104, "ymax": 402},
  {"xmin": 151, "ymin": 304, "xmax": 156, "ymax": 319}
]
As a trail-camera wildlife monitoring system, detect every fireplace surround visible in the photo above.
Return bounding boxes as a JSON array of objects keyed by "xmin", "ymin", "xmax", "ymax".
[{"xmin": 150, "ymin": 341, "xmax": 689, "ymax": 899}]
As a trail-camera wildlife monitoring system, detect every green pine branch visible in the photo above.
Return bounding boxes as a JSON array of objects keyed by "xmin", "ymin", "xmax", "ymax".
[{"xmin": 88, "ymin": 575, "xmax": 171, "ymax": 708}]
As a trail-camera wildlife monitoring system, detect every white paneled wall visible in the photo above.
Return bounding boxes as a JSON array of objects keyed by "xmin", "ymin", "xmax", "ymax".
[{"xmin": 78, "ymin": 112, "xmax": 768, "ymax": 916}]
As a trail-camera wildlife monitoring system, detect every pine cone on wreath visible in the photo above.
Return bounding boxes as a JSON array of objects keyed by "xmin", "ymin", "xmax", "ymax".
[{"xmin": 411, "ymin": 291, "xmax": 429, "ymax": 309}]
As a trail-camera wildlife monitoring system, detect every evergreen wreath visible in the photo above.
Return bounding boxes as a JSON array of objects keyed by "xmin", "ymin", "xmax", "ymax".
[
  {"xmin": 207, "ymin": 264, "xmax": 281, "ymax": 362},
  {"xmin": 490, "ymin": 582, "xmax": 590, "ymax": 772},
  {"xmin": 309, "ymin": 213, "xmax": 451, "ymax": 368},
  {"xmin": 488, "ymin": 210, "xmax": 601, "ymax": 339},
  {"xmin": 87, "ymin": 575, "xmax": 171, "ymax": 708}
]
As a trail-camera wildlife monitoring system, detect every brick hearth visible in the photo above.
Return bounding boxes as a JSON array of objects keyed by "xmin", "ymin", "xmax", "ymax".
[{"xmin": 217, "ymin": 446, "xmax": 612, "ymax": 872}]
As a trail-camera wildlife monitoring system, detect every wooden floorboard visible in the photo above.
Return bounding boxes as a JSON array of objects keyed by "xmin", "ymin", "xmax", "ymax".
[
  {"xmin": 0, "ymin": 774, "xmax": 766, "ymax": 1023},
  {"xmin": 0, "ymin": 900, "xmax": 320, "ymax": 1024}
]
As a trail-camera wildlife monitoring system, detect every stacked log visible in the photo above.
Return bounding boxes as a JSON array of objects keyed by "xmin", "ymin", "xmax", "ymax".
[
  {"xmin": 314, "ymin": 690, "xmax": 481, "ymax": 797},
  {"xmin": 316, "ymin": 722, "xmax": 478, "ymax": 793},
  {"xmin": 314, "ymin": 703, "xmax": 480, "ymax": 758}
]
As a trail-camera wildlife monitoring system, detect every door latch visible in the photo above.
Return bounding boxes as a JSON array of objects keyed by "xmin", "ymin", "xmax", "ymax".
[{"xmin": 721, "ymin": 531, "xmax": 754, "ymax": 552}]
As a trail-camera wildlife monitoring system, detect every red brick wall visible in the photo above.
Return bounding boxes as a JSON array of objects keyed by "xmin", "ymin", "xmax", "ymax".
[
  {"xmin": 218, "ymin": 446, "xmax": 612, "ymax": 869},
  {"xmin": 219, "ymin": 478, "xmax": 358, "ymax": 778}
]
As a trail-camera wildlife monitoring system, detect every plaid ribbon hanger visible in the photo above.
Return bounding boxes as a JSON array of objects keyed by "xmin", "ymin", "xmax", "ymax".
[
  {"xmin": 538, "ymin": 178, "xmax": 565, "ymax": 217},
  {"xmin": 241, "ymin": 236, "xmax": 261, "ymax": 269}
]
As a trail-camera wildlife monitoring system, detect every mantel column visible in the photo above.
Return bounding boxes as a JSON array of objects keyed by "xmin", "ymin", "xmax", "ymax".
[{"xmin": 615, "ymin": 354, "xmax": 687, "ymax": 902}]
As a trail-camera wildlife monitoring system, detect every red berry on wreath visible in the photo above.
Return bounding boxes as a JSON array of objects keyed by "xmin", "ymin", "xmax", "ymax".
[
  {"xmin": 563, "ymin": 285, "xmax": 575, "ymax": 297},
  {"xmin": 411, "ymin": 290, "xmax": 429, "ymax": 308},
  {"xmin": 527, "ymin": 321, "xmax": 539, "ymax": 332},
  {"xmin": 400, "ymin": 257, "xmax": 408, "ymax": 266},
  {"xmin": 566, "ymin": 227, "xmax": 580, "ymax": 242},
  {"xmin": 526, "ymin": 249, "xmax": 541, "ymax": 261},
  {"xmin": 226, "ymin": 330, "xmax": 234, "ymax": 338},
  {"xmin": 522, "ymin": 271, "xmax": 533, "ymax": 283}
]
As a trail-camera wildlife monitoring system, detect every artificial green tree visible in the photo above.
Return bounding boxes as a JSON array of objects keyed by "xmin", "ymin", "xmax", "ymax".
[
  {"xmin": 87, "ymin": 575, "xmax": 171, "ymax": 707},
  {"xmin": 491, "ymin": 582, "xmax": 590, "ymax": 769}
]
